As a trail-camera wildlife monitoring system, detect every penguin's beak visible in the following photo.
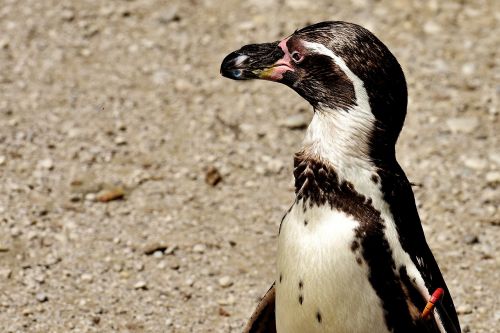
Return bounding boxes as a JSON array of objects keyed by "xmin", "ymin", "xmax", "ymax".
[{"xmin": 220, "ymin": 40, "xmax": 294, "ymax": 81}]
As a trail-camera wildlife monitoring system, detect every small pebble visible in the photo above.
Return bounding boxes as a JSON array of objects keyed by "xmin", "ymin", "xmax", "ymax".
[
  {"xmin": 218, "ymin": 307, "xmax": 231, "ymax": 317},
  {"xmin": 218, "ymin": 294, "xmax": 236, "ymax": 305},
  {"xmin": 464, "ymin": 235, "xmax": 479, "ymax": 245},
  {"xmin": 456, "ymin": 304, "xmax": 473, "ymax": 315},
  {"xmin": 165, "ymin": 245, "xmax": 178, "ymax": 255},
  {"xmin": 174, "ymin": 79, "xmax": 193, "ymax": 92},
  {"xmin": 85, "ymin": 193, "xmax": 96, "ymax": 201},
  {"xmin": 36, "ymin": 292, "xmax": 48, "ymax": 303},
  {"xmin": 0, "ymin": 268, "xmax": 12, "ymax": 279},
  {"xmin": 423, "ymin": 20, "xmax": 441, "ymax": 34},
  {"xmin": 218, "ymin": 276, "xmax": 233, "ymax": 288},
  {"xmin": 61, "ymin": 9, "xmax": 75, "ymax": 21},
  {"xmin": 81, "ymin": 48, "xmax": 91, "ymax": 57},
  {"xmin": 81, "ymin": 273, "xmax": 93, "ymax": 283},
  {"xmin": 135, "ymin": 262, "xmax": 145, "ymax": 272},
  {"xmin": 133, "ymin": 281, "xmax": 147, "ymax": 290},
  {"xmin": 463, "ymin": 158, "xmax": 487, "ymax": 170},
  {"xmin": 205, "ymin": 166, "xmax": 222, "ymax": 186},
  {"xmin": 112, "ymin": 263, "xmax": 123, "ymax": 272},
  {"xmin": 446, "ymin": 117, "xmax": 479, "ymax": 133},
  {"xmin": 461, "ymin": 63, "xmax": 476, "ymax": 76},
  {"xmin": 10, "ymin": 227, "xmax": 21, "ymax": 237},
  {"xmin": 169, "ymin": 261, "xmax": 180, "ymax": 270},
  {"xmin": 143, "ymin": 243, "xmax": 168, "ymax": 255},
  {"xmin": 158, "ymin": 6, "xmax": 180, "ymax": 24},
  {"xmin": 22, "ymin": 308, "xmax": 34, "ymax": 316},
  {"xmin": 285, "ymin": 0, "xmax": 310, "ymax": 9},
  {"xmin": 91, "ymin": 316, "xmax": 101, "ymax": 325},
  {"xmin": 114, "ymin": 136, "xmax": 127, "ymax": 145},
  {"xmin": 193, "ymin": 244, "xmax": 206, "ymax": 253},
  {"xmin": 38, "ymin": 158, "xmax": 54, "ymax": 170},
  {"xmin": 489, "ymin": 152, "xmax": 500, "ymax": 165},
  {"xmin": 96, "ymin": 187, "xmax": 125, "ymax": 202},
  {"xmin": 153, "ymin": 250, "xmax": 164, "ymax": 259},
  {"xmin": 485, "ymin": 171, "xmax": 500, "ymax": 185},
  {"xmin": 34, "ymin": 274, "xmax": 45, "ymax": 283}
]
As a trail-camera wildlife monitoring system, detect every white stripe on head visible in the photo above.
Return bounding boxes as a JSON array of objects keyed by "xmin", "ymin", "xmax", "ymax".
[
  {"xmin": 302, "ymin": 41, "xmax": 371, "ymax": 112},
  {"xmin": 300, "ymin": 41, "xmax": 377, "ymax": 196}
]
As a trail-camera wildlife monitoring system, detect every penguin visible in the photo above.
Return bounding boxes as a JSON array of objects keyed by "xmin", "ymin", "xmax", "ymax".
[{"xmin": 220, "ymin": 21, "xmax": 461, "ymax": 333}]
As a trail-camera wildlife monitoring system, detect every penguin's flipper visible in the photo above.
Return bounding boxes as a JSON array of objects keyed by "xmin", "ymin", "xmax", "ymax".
[
  {"xmin": 416, "ymin": 299, "xmax": 460, "ymax": 333},
  {"xmin": 242, "ymin": 284, "xmax": 276, "ymax": 333},
  {"xmin": 434, "ymin": 300, "xmax": 461, "ymax": 333},
  {"xmin": 385, "ymin": 169, "xmax": 461, "ymax": 332},
  {"xmin": 401, "ymin": 263, "xmax": 461, "ymax": 333}
]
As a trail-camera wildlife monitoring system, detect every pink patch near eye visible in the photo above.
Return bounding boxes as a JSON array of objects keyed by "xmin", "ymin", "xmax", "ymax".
[
  {"xmin": 278, "ymin": 37, "xmax": 292, "ymax": 63},
  {"xmin": 260, "ymin": 37, "xmax": 294, "ymax": 81},
  {"xmin": 278, "ymin": 37, "xmax": 290, "ymax": 51}
]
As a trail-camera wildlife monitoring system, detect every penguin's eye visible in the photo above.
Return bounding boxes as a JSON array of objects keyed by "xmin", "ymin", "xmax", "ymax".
[{"xmin": 291, "ymin": 51, "xmax": 304, "ymax": 63}]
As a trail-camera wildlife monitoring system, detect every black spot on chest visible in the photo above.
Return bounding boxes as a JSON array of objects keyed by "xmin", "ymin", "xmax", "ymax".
[{"xmin": 294, "ymin": 152, "xmax": 379, "ymax": 224}]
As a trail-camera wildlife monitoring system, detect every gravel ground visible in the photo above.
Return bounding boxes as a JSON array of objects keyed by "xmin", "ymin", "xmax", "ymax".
[{"xmin": 0, "ymin": 0, "xmax": 498, "ymax": 332}]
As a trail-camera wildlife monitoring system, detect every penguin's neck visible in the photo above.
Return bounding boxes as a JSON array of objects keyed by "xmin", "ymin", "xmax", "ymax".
[
  {"xmin": 296, "ymin": 106, "xmax": 389, "ymax": 210},
  {"xmin": 302, "ymin": 108, "xmax": 374, "ymax": 171}
]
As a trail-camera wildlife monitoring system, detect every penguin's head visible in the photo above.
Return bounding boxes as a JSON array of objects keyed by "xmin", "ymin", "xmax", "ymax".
[{"xmin": 221, "ymin": 21, "xmax": 408, "ymax": 147}]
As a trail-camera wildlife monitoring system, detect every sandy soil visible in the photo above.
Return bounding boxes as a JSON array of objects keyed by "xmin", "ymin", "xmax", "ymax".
[{"xmin": 0, "ymin": 0, "xmax": 498, "ymax": 332}]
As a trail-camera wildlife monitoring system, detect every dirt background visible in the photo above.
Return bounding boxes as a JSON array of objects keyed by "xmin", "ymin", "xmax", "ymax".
[{"xmin": 0, "ymin": 0, "xmax": 498, "ymax": 332}]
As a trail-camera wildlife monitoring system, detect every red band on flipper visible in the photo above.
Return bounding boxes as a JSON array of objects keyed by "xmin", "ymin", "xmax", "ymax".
[
  {"xmin": 421, "ymin": 288, "xmax": 445, "ymax": 319},
  {"xmin": 429, "ymin": 288, "xmax": 444, "ymax": 304}
]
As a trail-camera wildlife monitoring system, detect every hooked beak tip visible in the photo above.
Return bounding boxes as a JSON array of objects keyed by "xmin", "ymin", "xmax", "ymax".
[{"xmin": 220, "ymin": 53, "xmax": 250, "ymax": 80}]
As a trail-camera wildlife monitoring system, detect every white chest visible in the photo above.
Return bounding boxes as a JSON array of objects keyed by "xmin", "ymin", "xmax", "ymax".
[{"xmin": 275, "ymin": 202, "xmax": 390, "ymax": 333}]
